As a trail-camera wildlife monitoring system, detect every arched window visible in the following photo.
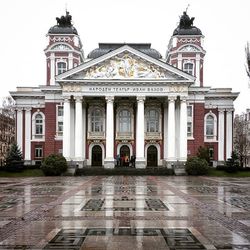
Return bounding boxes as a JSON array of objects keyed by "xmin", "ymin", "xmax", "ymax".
[
  {"xmin": 91, "ymin": 109, "xmax": 103, "ymax": 132},
  {"xmin": 32, "ymin": 112, "xmax": 45, "ymax": 140},
  {"xmin": 57, "ymin": 62, "xmax": 67, "ymax": 75},
  {"xmin": 118, "ymin": 110, "xmax": 131, "ymax": 132},
  {"xmin": 146, "ymin": 109, "xmax": 159, "ymax": 132},
  {"xmin": 204, "ymin": 112, "xmax": 217, "ymax": 141},
  {"xmin": 35, "ymin": 114, "xmax": 43, "ymax": 136},
  {"xmin": 183, "ymin": 62, "xmax": 194, "ymax": 75},
  {"xmin": 206, "ymin": 115, "xmax": 214, "ymax": 137}
]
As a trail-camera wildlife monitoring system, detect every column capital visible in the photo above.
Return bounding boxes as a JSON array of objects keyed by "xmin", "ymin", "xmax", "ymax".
[
  {"xmin": 218, "ymin": 108, "xmax": 225, "ymax": 113},
  {"xmin": 180, "ymin": 96, "xmax": 188, "ymax": 102},
  {"xmin": 136, "ymin": 96, "xmax": 145, "ymax": 103},
  {"xmin": 226, "ymin": 108, "xmax": 234, "ymax": 113},
  {"xmin": 63, "ymin": 97, "xmax": 71, "ymax": 103},
  {"xmin": 16, "ymin": 107, "xmax": 23, "ymax": 112},
  {"xmin": 105, "ymin": 96, "xmax": 114, "ymax": 103},
  {"xmin": 168, "ymin": 96, "xmax": 177, "ymax": 102},
  {"xmin": 24, "ymin": 107, "xmax": 32, "ymax": 112},
  {"xmin": 74, "ymin": 96, "xmax": 83, "ymax": 103}
]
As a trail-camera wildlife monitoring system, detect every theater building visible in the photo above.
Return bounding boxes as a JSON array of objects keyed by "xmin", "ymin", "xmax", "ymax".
[{"xmin": 10, "ymin": 11, "xmax": 238, "ymax": 168}]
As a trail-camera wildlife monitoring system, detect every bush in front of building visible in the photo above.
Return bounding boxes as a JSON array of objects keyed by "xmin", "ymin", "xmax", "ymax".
[
  {"xmin": 225, "ymin": 151, "xmax": 240, "ymax": 173},
  {"xmin": 4, "ymin": 143, "xmax": 24, "ymax": 171},
  {"xmin": 185, "ymin": 157, "xmax": 209, "ymax": 175},
  {"xmin": 41, "ymin": 154, "xmax": 67, "ymax": 176}
]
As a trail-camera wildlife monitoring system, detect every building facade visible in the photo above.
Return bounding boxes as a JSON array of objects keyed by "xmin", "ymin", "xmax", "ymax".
[
  {"xmin": 0, "ymin": 109, "xmax": 15, "ymax": 166},
  {"xmin": 10, "ymin": 11, "xmax": 238, "ymax": 168}
]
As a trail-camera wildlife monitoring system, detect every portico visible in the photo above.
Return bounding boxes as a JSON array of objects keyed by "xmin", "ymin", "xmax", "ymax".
[{"xmin": 61, "ymin": 91, "xmax": 189, "ymax": 168}]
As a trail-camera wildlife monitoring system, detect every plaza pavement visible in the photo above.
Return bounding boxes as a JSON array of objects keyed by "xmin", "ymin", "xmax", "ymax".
[{"xmin": 0, "ymin": 176, "xmax": 249, "ymax": 249}]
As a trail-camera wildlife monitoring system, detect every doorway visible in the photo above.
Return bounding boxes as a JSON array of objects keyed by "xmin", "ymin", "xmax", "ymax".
[
  {"xmin": 91, "ymin": 145, "xmax": 102, "ymax": 166},
  {"xmin": 120, "ymin": 145, "xmax": 130, "ymax": 166},
  {"xmin": 147, "ymin": 145, "xmax": 157, "ymax": 167}
]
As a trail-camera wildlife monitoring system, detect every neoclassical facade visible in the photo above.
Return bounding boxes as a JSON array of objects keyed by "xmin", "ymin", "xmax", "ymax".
[{"xmin": 11, "ymin": 11, "xmax": 238, "ymax": 168}]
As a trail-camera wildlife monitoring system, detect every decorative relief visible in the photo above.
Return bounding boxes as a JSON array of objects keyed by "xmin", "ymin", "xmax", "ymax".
[
  {"xmin": 84, "ymin": 53, "xmax": 171, "ymax": 79},
  {"xmin": 51, "ymin": 44, "xmax": 71, "ymax": 51},
  {"xmin": 63, "ymin": 85, "xmax": 81, "ymax": 92},
  {"xmin": 180, "ymin": 45, "xmax": 199, "ymax": 52}
]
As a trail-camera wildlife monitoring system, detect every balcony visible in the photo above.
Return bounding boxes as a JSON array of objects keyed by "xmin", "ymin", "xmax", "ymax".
[
  {"xmin": 116, "ymin": 132, "xmax": 133, "ymax": 140},
  {"xmin": 145, "ymin": 132, "xmax": 162, "ymax": 140},
  {"xmin": 88, "ymin": 131, "xmax": 105, "ymax": 139}
]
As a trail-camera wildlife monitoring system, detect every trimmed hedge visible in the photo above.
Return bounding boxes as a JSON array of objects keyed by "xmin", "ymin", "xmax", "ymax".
[
  {"xmin": 185, "ymin": 157, "xmax": 209, "ymax": 175},
  {"xmin": 41, "ymin": 154, "xmax": 67, "ymax": 176}
]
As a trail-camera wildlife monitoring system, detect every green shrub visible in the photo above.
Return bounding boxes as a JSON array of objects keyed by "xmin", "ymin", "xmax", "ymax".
[
  {"xmin": 41, "ymin": 154, "xmax": 67, "ymax": 176},
  {"xmin": 5, "ymin": 143, "xmax": 24, "ymax": 171},
  {"xmin": 185, "ymin": 157, "xmax": 209, "ymax": 175}
]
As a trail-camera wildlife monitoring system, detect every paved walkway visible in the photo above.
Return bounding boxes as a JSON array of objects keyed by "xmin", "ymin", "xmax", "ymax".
[{"xmin": 0, "ymin": 176, "xmax": 249, "ymax": 249}]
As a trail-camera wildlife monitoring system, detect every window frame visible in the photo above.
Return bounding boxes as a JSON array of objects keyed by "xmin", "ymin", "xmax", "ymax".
[
  {"xmin": 56, "ymin": 60, "xmax": 67, "ymax": 75},
  {"xmin": 204, "ymin": 112, "xmax": 217, "ymax": 141},
  {"xmin": 32, "ymin": 111, "xmax": 45, "ymax": 141},
  {"xmin": 183, "ymin": 61, "xmax": 194, "ymax": 76}
]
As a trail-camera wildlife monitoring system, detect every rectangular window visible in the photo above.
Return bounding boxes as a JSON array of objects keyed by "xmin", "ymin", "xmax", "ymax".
[
  {"xmin": 56, "ymin": 105, "xmax": 63, "ymax": 137},
  {"xmin": 187, "ymin": 105, "xmax": 193, "ymax": 138},
  {"xmin": 187, "ymin": 122, "xmax": 192, "ymax": 137},
  {"xmin": 35, "ymin": 146, "xmax": 43, "ymax": 158},
  {"xmin": 209, "ymin": 147, "xmax": 214, "ymax": 160}
]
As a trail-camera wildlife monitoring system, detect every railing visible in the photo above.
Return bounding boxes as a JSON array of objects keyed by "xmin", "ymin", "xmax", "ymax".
[
  {"xmin": 145, "ymin": 132, "xmax": 162, "ymax": 140},
  {"xmin": 116, "ymin": 132, "xmax": 133, "ymax": 140},
  {"xmin": 88, "ymin": 131, "xmax": 105, "ymax": 139}
]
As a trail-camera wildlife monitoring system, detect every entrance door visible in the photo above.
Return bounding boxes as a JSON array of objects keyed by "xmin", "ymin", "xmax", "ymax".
[
  {"xmin": 120, "ymin": 145, "xmax": 130, "ymax": 166},
  {"xmin": 147, "ymin": 145, "xmax": 157, "ymax": 167},
  {"xmin": 91, "ymin": 145, "xmax": 102, "ymax": 166}
]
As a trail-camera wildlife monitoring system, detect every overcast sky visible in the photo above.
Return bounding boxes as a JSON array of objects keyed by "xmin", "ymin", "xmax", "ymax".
[{"xmin": 0, "ymin": 0, "xmax": 249, "ymax": 114}]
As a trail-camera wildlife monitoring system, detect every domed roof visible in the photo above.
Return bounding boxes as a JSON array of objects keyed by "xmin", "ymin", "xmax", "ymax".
[
  {"xmin": 88, "ymin": 43, "xmax": 162, "ymax": 59},
  {"xmin": 48, "ymin": 25, "xmax": 78, "ymax": 35},
  {"xmin": 173, "ymin": 26, "xmax": 202, "ymax": 36},
  {"xmin": 173, "ymin": 11, "xmax": 202, "ymax": 36},
  {"xmin": 48, "ymin": 11, "xmax": 78, "ymax": 35}
]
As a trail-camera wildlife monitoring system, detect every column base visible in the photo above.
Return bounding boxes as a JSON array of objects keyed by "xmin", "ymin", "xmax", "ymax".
[
  {"xmin": 104, "ymin": 158, "xmax": 115, "ymax": 169},
  {"xmin": 135, "ymin": 158, "xmax": 146, "ymax": 169}
]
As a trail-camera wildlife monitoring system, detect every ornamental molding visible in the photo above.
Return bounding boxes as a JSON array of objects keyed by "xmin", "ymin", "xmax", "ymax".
[
  {"xmin": 179, "ymin": 38, "xmax": 200, "ymax": 43},
  {"xmin": 180, "ymin": 45, "xmax": 200, "ymax": 52},
  {"xmin": 50, "ymin": 36, "xmax": 73, "ymax": 43},
  {"xmin": 63, "ymin": 85, "xmax": 81, "ymax": 92}
]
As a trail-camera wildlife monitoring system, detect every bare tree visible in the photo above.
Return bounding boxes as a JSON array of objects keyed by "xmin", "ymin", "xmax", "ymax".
[
  {"xmin": 246, "ymin": 42, "xmax": 250, "ymax": 86},
  {"xmin": 234, "ymin": 114, "xmax": 250, "ymax": 167}
]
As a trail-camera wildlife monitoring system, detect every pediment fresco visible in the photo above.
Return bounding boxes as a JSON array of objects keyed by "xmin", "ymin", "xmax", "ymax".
[{"xmin": 65, "ymin": 52, "xmax": 187, "ymax": 81}]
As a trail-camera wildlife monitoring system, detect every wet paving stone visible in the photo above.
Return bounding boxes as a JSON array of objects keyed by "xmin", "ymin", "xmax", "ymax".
[{"xmin": 0, "ymin": 176, "xmax": 249, "ymax": 249}]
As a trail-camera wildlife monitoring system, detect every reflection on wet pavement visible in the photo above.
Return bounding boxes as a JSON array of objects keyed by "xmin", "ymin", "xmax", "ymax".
[{"xmin": 0, "ymin": 176, "xmax": 249, "ymax": 249}]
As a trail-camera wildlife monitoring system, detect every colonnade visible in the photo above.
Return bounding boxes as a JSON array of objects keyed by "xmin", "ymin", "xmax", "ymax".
[{"xmin": 62, "ymin": 95, "xmax": 188, "ymax": 168}]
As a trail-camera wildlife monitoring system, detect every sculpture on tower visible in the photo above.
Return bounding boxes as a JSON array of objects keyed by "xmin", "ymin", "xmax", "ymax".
[
  {"xmin": 56, "ymin": 11, "xmax": 72, "ymax": 27},
  {"xmin": 179, "ymin": 11, "xmax": 195, "ymax": 29}
]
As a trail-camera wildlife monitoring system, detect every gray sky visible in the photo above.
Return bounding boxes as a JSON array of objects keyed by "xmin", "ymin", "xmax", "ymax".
[{"xmin": 0, "ymin": 0, "xmax": 249, "ymax": 114}]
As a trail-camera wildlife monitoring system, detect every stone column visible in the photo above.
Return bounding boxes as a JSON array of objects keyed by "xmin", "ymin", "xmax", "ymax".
[
  {"xmin": 16, "ymin": 108, "xmax": 23, "ymax": 154},
  {"xmin": 136, "ymin": 96, "xmax": 146, "ymax": 168},
  {"xmin": 167, "ymin": 96, "xmax": 176, "ymax": 163},
  {"xmin": 68, "ymin": 53, "xmax": 73, "ymax": 69},
  {"xmin": 82, "ymin": 101, "xmax": 86, "ymax": 161},
  {"xmin": 177, "ymin": 54, "xmax": 182, "ymax": 69},
  {"xmin": 179, "ymin": 97, "xmax": 187, "ymax": 161},
  {"xmin": 163, "ymin": 100, "xmax": 168, "ymax": 162},
  {"xmin": 104, "ymin": 96, "xmax": 114, "ymax": 168},
  {"xmin": 24, "ymin": 107, "xmax": 32, "ymax": 163},
  {"xmin": 195, "ymin": 54, "xmax": 201, "ymax": 86},
  {"xmin": 218, "ymin": 109, "xmax": 225, "ymax": 162},
  {"xmin": 226, "ymin": 109, "xmax": 233, "ymax": 159},
  {"xmin": 75, "ymin": 97, "xmax": 83, "ymax": 163},
  {"xmin": 50, "ymin": 53, "xmax": 55, "ymax": 85},
  {"xmin": 63, "ymin": 97, "xmax": 71, "ymax": 160}
]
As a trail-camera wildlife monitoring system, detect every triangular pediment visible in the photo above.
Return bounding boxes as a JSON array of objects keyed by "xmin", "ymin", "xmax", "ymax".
[{"xmin": 56, "ymin": 45, "xmax": 195, "ymax": 82}]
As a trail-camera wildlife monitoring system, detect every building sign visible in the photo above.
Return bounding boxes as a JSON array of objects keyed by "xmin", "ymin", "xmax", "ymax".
[{"xmin": 63, "ymin": 85, "xmax": 188, "ymax": 96}]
